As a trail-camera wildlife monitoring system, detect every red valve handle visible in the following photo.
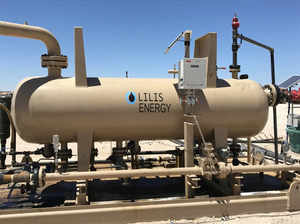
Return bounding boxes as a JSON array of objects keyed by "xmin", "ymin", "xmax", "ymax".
[{"xmin": 232, "ymin": 16, "xmax": 240, "ymax": 29}]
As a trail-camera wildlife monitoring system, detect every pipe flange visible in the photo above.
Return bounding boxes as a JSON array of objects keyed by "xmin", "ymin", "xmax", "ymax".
[
  {"xmin": 41, "ymin": 55, "xmax": 68, "ymax": 69},
  {"xmin": 31, "ymin": 167, "xmax": 45, "ymax": 188},
  {"xmin": 264, "ymin": 84, "xmax": 277, "ymax": 106}
]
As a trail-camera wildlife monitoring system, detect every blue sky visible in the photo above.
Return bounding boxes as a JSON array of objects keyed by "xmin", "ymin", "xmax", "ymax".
[{"xmin": 0, "ymin": 1, "xmax": 299, "ymax": 90}]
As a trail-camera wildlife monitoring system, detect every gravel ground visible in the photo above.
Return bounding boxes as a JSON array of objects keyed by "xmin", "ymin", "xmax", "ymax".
[{"xmin": 133, "ymin": 211, "xmax": 300, "ymax": 224}]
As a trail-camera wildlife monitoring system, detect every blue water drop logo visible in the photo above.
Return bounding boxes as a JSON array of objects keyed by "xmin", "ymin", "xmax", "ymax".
[{"xmin": 126, "ymin": 91, "xmax": 136, "ymax": 104}]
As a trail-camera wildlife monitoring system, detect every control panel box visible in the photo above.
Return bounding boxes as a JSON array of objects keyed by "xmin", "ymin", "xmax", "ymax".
[{"xmin": 178, "ymin": 58, "xmax": 208, "ymax": 89}]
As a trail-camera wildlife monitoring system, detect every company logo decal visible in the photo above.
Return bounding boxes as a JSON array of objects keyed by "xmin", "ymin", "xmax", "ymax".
[
  {"xmin": 126, "ymin": 91, "xmax": 136, "ymax": 104},
  {"xmin": 127, "ymin": 91, "xmax": 171, "ymax": 113}
]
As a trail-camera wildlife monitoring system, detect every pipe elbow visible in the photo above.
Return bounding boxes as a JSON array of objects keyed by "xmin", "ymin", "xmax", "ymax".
[
  {"xmin": 0, "ymin": 21, "xmax": 61, "ymax": 56},
  {"xmin": 0, "ymin": 21, "xmax": 68, "ymax": 78},
  {"xmin": 29, "ymin": 25, "xmax": 61, "ymax": 56}
]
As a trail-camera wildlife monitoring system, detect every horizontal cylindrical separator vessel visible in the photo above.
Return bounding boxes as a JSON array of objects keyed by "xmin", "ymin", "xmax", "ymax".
[{"xmin": 11, "ymin": 77, "xmax": 269, "ymax": 144}]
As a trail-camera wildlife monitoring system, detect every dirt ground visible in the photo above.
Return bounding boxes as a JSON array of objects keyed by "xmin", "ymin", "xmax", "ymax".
[{"xmin": 133, "ymin": 211, "xmax": 300, "ymax": 224}]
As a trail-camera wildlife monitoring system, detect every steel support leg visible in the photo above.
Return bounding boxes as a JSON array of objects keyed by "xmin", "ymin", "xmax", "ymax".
[
  {"xmin": 77, "ymin": 130, "xmax": 93, "ymax": 171},
  {"xmin": 184, "ymin": 122, "xmax": 194, "ymax": 198}
]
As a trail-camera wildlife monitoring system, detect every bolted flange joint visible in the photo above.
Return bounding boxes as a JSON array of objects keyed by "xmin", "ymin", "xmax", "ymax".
[
  {"xmin": 41, "ymin": 54, "xmax": 68, "ymax": 70},
  {"xmin": 263, "ymin": 84, "xmax": 287, "ymax": 106}
]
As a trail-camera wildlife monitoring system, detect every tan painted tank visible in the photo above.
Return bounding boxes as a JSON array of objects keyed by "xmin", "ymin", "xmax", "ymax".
[
  {"xmin": 0, "ymin": 20, "xmax": 276, "ymax": 171},
  {"xmin": 0, "ymin": 20, "xmax": 269, "ymax": 145},
  {"xmin": 11, "ymin": 76, "xmax": 268, "ymax": 144}
]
